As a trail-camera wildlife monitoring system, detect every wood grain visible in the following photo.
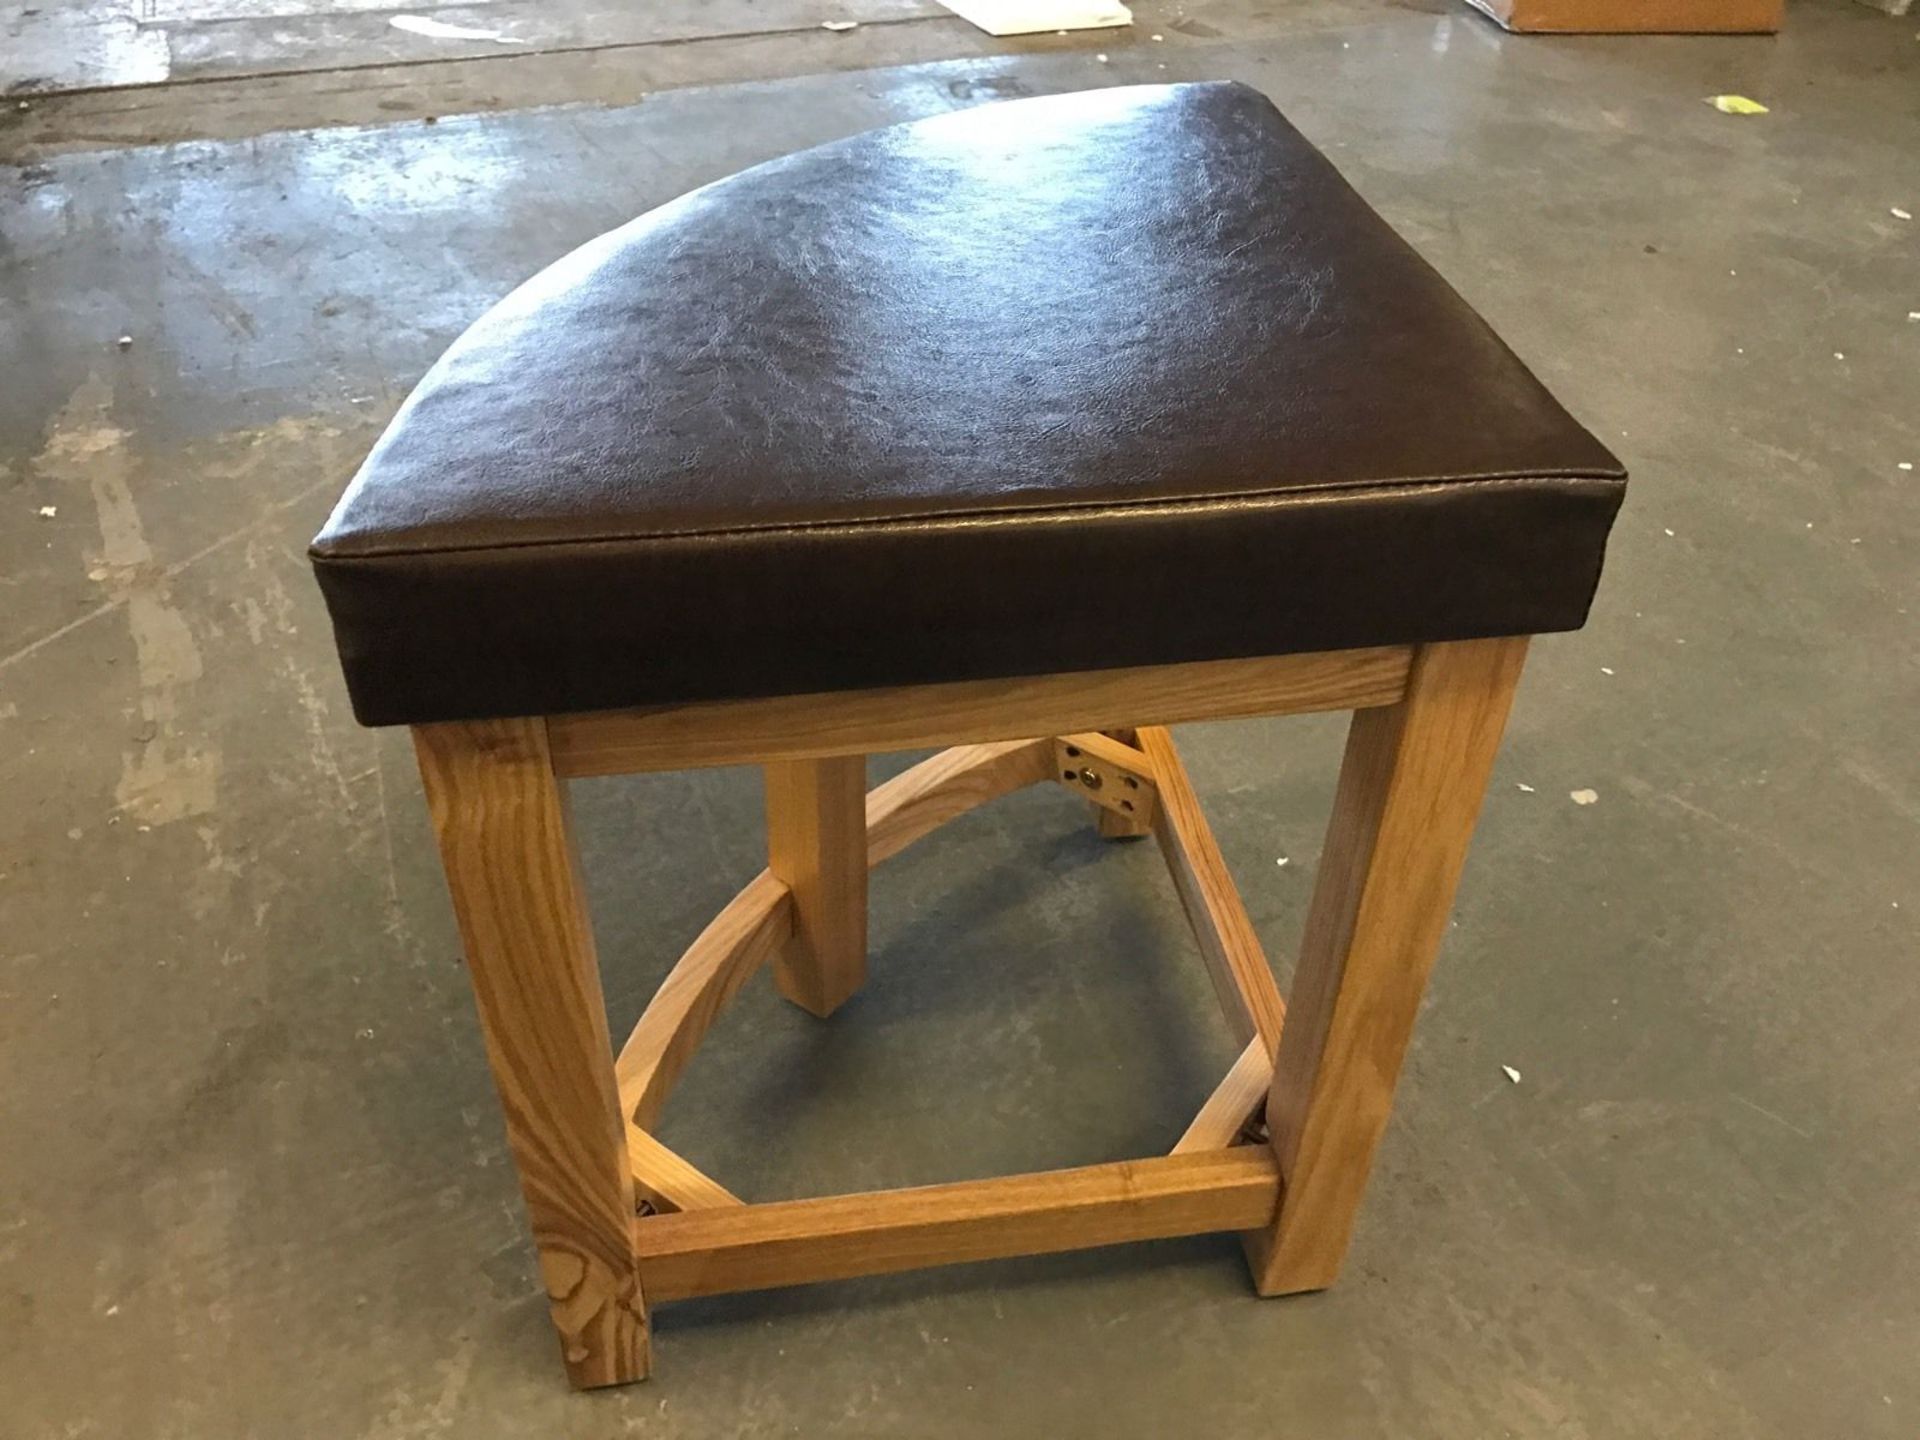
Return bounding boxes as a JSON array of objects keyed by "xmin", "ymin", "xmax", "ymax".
[
  {"xmin": 1138, "ymin": 726, "xmax": 1288, "ymax": 1057},
  {"xmin": 548, "ymin": 647, "xmax": 1412, "ymax": 776},
  {"xmin": 865, "ymin": 739, "xmax": 1054, "ymax": 866},
  {"xmin": 1248, "ymin": 637, "xmax": 1527, "ymax": 1295},
  {"xmin": 1172, "ymin": 1039, "xmax": 1273, "ymax": 1154},
  {"xmin": 413, "ymin": 718, "xmax": 649, "ymax": 1388},
  {"xmin": 615, "ymin": 870, "xmax": 792, "ymax": 1132},
  {"xmin": 1095, "ymin": 806, "xmax": 1156, "ymax": 839},
  {"xmin": 633, "ymin": 1149, "xmax": 1281, "ymax": 1302},
  {"xmin": 1466, "ymin": 0, "xmax": 1780, "ymax": 31},
  {"xmin": 626, "ymin": 1121, "xmax": 743, "ymax": 1213},
  {"xmin": 766, "ymin": 756, "xmax": 870, "ymax": 1017}
]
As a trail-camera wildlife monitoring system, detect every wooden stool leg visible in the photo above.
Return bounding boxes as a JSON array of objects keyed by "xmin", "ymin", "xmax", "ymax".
[
  {"xmin": 1247, "ymin": 637, "xmax": 1528, "ymax": 1295},
  {"xmin": 1095, "ymin": 806, "xmax": 1155, "ymax": 839},
  {"xmin": 414, "ymin": 718, "xmax": 649, "ymax": 1388},
  {"xmin": 764, "ymin": 756, "xmax": 869, "ymax": 1017}
]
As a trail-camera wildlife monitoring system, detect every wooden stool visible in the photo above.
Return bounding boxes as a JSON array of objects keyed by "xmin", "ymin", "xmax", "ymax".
[{"xmin": 311, "ymin": 84, "xmax": 1625, "ymax": 1389}]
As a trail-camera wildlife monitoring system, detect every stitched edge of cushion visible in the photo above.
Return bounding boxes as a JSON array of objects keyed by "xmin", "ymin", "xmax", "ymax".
[{"xmin": 310, "ymin": 468, "xmax": 1629, "ymax": 564}]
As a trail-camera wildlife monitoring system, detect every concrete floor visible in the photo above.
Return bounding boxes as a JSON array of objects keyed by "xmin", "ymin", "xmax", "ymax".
[
  {"xmin": 1, "ymin": 0, "xmax": 952, "ymax": 94},
  {"xmin": 4, "ymin": 1, "xmax": 1919, "ymax": 1435}
]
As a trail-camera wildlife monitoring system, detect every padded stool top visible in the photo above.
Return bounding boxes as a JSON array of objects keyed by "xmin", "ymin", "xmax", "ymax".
[{"xmin": 312, "ymin": 82, "xmax": 1624, "ymax": 727}]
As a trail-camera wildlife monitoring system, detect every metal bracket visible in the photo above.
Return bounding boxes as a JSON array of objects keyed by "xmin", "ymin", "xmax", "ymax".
[{"xmin": 1051, "ymin": 732, "xmax": 1158, "ymax": 826}]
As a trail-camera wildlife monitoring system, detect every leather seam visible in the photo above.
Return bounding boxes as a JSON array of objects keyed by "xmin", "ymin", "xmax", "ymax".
[{"xmin": 312, "ymin": 469, "xmax": 1627, "ymax": 562}]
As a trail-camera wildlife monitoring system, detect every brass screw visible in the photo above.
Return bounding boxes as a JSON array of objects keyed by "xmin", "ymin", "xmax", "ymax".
[{"xmin": 1079, "ymin": 767, "xmax": 1103, "ymax": 790}]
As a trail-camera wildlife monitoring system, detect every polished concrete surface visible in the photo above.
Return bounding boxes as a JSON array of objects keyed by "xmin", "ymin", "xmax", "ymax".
[{"xmin": 3, "ymin": 2, "xmax": 1918, "ymax": 1435}]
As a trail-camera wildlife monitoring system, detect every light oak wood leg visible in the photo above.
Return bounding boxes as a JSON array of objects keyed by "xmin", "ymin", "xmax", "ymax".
[
  {"xmin": 765, "ymin": 756, "xmax": 869, "ymax": 1017},
  {"xmin": 414, "ymin": 718, "xmax": 649, "ymax": 1388},
  {"xmin": 1095, "ymin": 806, "xmax": 1154, "ymax": 840},
  {"xmin": 1247, "ymin": 637, "xmax": 1528, "ymax": 1295}
]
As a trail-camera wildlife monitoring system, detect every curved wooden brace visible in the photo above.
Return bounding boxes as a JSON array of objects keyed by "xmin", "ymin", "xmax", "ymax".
[
  {"xmin": 865, "ymin": 739, "xmax": 1056, "ymax": 866},
  {"xmin": 617, "ymin": 871, "xmax": 794, "ymax": 1132},
  {"xmin": 615, "ymin": 739, "xmax": 1057, "ymax": 1150},
  {"xmin": 616, "ymin": 730, "xmax": 1283, "ymax": 1202}
]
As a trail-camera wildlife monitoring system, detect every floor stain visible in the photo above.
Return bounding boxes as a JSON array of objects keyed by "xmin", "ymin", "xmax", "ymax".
[{"xmin": 37, "ymin": 374, "xmax": 221, "ymax": 827}]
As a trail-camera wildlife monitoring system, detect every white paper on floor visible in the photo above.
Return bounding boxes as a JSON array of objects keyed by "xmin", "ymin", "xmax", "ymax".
[
  {"xmin": 389, "ymin": 15, "xmax": 519, "ymax": 43},
  {"xmin": 936, "ymin": 0, "xmax": 1132, "ymax": 36}
]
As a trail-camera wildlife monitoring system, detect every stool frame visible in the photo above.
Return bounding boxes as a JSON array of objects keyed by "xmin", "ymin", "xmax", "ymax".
[{"xmin": 411, "ymin": 635, "xmax": 1528, "ymax": 1388}]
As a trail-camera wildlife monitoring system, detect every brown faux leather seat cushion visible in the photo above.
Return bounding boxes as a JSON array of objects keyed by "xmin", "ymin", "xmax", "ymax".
[{"xmin": 311, "ymin": 82, "xmax": 1625, "ymax": 728}]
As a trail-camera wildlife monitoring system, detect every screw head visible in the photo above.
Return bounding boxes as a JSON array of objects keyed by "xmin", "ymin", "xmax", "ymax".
[{"xmin": 1079, "ymin": 767, "xmax": 1103, "ymax": 790}]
